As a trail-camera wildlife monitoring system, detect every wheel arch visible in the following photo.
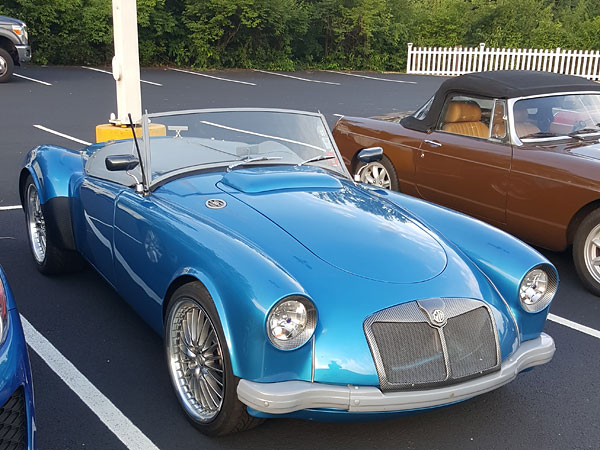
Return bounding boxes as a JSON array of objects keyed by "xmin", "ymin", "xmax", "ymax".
[
  {"xmin": 0, "ymin": 35, "xmax": 18, "ymax": 64},
  {"xmin": 19, "ymin": 167, "xmax": 38, "ymax": 207},
  {"xmin": 162, "ymin": 271, "xmax": 236, "ymax": 367},
  {"xmin": 566, "ymin": 199, "xmax": 600, "ymax": 246}
]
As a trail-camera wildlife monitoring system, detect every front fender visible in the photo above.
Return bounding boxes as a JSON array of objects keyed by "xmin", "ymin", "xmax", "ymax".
[
  {"xmin": 21, "ymin": 145, "xmax": 84, "ymax": 204},
  {"xmin": 379, "ymin": 188, "xmax": 558, "ymax": 342},
  {"xmin": 20, "ymin": 145, "xmax": 85, "ymax": 251}
]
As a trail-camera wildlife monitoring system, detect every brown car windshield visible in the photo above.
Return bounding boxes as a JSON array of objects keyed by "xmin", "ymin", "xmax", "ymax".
[{"xmin": 515, "ymin": 93, "xmax": 600, "ymax": 141}]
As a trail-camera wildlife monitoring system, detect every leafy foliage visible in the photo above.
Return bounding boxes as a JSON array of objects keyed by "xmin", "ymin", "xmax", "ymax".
[{"xmin": 1, "ymin": 0, "xmax": 599, "ymax": 70}]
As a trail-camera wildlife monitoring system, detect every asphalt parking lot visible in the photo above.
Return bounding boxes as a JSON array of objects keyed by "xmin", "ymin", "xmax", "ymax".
[{"xmin": 0, "ymin": 66, "xmax": 599, "ymax": 449}]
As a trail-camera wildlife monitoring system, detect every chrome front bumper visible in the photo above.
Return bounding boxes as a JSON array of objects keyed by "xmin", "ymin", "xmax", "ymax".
[{"xmin": 237, "ymin": 333, "xmax": 555, "ymax": 414}]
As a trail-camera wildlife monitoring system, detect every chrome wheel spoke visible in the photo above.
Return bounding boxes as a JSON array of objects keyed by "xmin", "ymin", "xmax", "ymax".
[
  {"xmin": 204, "ymin": 368, "xmax": 223, "ymax": 387},
  {"xmin": 167, "ymin": 299, "xmax": 225, "ymax": 422},
  {"xmin": 202, "ymin": 376, "xmax": 221, "ymax": 407},
  {"xmin": 27, "ymin": 184, "xmax": 47, "ymax": 263}
]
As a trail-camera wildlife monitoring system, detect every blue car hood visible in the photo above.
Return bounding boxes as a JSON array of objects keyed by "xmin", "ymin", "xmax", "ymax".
[{"xmin": 219, "ymin": 167, "xmax": 447, "ymax": 284}]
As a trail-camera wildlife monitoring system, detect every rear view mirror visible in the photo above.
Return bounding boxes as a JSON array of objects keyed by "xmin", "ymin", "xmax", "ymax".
[
  {"xmin": 357, "ymin": 147, "xmax": 383, "ymax": 163},
  {"xmin": 105, "ymin": 155, "xmax": 139, "ymax": 172}
]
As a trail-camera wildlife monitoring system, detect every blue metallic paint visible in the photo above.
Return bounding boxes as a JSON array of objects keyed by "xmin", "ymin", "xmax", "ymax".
[
  {"xmin": 21, "ymin": 138, "xmax": 555, "ymax": 420},
  {"xmin": 0, "ymin": 267, "xmax": 36, "ymax": 449},
  {"xmin": 377, "ymin": 188, "xmax": 558, "ymax": 342}
]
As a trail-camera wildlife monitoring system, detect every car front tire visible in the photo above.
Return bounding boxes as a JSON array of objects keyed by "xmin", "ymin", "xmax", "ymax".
[
  {"xmin": 573, "ymin": 208, "xmax": 600, "ymax": 296},
  {"xmin": 23, "ymin": 175, "xmax": 83, "ymax": 274},
  {"xmin": 355, "ymin": 153, "xmax": 399, "ymax": 191},
  {"xmin": 0, "ymin": 48, "xmax": 14, "ymax": 83},
  {"xmin": 164, "ymin": 282, "xmax": 263, "ymax": 435}
]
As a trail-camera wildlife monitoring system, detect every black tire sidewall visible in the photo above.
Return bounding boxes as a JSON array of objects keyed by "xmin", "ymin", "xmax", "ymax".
[
  {"xmin": 164, "ymin": 282, "xmax": 247, "ymax": 436},
  {"xmin": 0, "ymin": 48, "xmax": 14, "ymax": 83},
  {"xmin": 355, "ymin": 153, "xmax": 400, "ymax": 191},
  {"xmin": 573, "ymin": 209, "xmax": 600, "ymax": 296}
]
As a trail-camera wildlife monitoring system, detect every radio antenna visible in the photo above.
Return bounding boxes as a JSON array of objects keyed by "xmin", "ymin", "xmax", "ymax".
[{"xmin": 128, "ymin": 113, "xmax": 148, "ymax": 193}]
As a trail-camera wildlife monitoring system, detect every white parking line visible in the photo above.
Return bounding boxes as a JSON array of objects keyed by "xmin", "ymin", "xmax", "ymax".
[
  {"xmin": 0, "ymin": 205, "xmax": 20, "ymax": 211},
  {"xmin": 13, "ymin": 74, "xmax": 52, "ymax": 86},
  {"xmin": 169, "ymin": 68, "xmax": 256, "ymax": 86},
  {"xmin": 548, "ymin": 313, "xmax": 600, "ymax": 339},
  {"xmin": 21, "ymin": 315, "xmax": 159, "ymax": 450},
  {"xmin": 254, "ymin": 69, "xmax": 340, "ymax": 85},
  {"xmin": 33, "ymin": 125, "xmax": 92, "ymax": 146},
  {"xmin": 81, "ymin": 66, "xmax": 163, "ymax": 86},
  {"xmin": 324, "ymin": 70, "xmax": 417, "ymax": 84}
]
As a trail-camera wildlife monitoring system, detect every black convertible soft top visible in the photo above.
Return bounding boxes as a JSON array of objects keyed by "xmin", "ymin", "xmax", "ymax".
[{"xmin": 401, "ymin": 70, "xmax": 600, "ymax": 132}]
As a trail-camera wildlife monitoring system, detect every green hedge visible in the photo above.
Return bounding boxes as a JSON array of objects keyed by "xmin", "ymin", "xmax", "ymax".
[{"xmin": 2, "ymin": 0, "xmax": 600, "ymax": 70}]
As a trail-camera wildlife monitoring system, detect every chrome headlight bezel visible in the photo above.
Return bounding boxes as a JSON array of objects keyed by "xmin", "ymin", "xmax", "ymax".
[
  {"xmin": 266, "ymin": 296, "xmax": 317, "ymax": 351},
  {"xmin": 518, "ymin": 265, "xmax": 557, "ymax": 313}
]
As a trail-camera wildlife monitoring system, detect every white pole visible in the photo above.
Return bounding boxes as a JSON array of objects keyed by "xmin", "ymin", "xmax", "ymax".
[{"xmin": 111, "ymin": 0, "xmax": 142, "ymax": 125}]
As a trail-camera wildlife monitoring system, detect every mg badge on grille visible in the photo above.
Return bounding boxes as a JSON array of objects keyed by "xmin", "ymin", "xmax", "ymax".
[
  {"xmin": 206, "ymin": 199, "xmax": 226, "ymax": 209},
  {"xmin": 431, "ymin": 309, "xmax": 446, "ymax": 325}
]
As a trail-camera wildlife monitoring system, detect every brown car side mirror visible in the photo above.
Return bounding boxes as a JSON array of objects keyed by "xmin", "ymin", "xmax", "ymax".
[{"xmin": 357, "ymin": 147, "xmax": 383, "ymax": 163}]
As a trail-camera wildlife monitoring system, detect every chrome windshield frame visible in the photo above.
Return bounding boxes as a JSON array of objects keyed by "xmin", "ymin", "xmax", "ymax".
[
  {"xmin": 140, "ymin": 108, "xmax": 350, "ymax": 190},
  {"xmin": 508, "ymin": 91, "xmax": 600, "ymax": 146}
]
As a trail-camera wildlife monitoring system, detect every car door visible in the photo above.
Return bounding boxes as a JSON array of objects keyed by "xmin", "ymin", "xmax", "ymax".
[
  {"xmin": 75, "ymin": 176, "xmax": 127, "ymax": 286},
  {"xmin": 414, "ymin": 96, "xmax": 511, "ymax": 226}
]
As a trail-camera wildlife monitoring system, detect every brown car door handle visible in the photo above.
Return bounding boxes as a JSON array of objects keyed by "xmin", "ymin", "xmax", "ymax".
[{"xmin": 424, "ymin": 139, "xmax": 442, "ymax": 148}]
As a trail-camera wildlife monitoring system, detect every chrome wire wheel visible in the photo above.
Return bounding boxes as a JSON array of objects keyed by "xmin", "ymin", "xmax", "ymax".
[
  {"xmin": 357, "ymin": 161, "xmax": 391, "ymax": 189},
  {"xmin": 167, "ymin": 299, "xmax": 225, "ymax": 423},
  {"xmin": 583, "ymin": 223, "xmax": 600, "ymax": 284},
  {"xmin": 26, "ymin": 183, "xmax": 47, "ymax": 263}
]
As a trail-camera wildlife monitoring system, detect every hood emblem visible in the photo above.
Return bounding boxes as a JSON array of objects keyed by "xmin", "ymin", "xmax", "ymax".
[
  {"xmin": 206, "ymin": 199, "xmax": 226, "ymax": 209},
  {"xmin": 431, "ymin": 309, "xmax": 446, "ymax": 326}
]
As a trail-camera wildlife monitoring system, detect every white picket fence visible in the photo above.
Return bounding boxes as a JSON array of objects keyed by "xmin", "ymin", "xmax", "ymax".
[{"xmin": 406, "ymin": 43, "xmax": 600, "ymax": 80}]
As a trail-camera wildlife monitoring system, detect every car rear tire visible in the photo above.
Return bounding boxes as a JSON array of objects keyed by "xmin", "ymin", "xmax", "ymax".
[
  {"xmin": 0, "ymin": 48, "xmax": 14, "ymax": 83},
  {"xmin": 355, "ymin": 153, "xmax": 399, "ymax": 191},
  {"xmin": 164, "ymin": 282, "xmax": 263, "ymax": 435},
  {"xmin": 24, "ymin": 175, "xmax": 83, "ymax": 274},
  {"xmin": 573, "ymin": 208, "xmax": 600, "ymax": 296}
]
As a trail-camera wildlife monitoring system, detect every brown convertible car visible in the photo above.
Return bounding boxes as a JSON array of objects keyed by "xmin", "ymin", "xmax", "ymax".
[{"xmin": 333, "ymin": 71, "xmax": 600, "ymax": 295}]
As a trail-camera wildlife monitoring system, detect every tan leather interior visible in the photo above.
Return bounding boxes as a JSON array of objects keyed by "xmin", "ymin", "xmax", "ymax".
[
  {"xmin": 513, "ymin": 108, "xmax": 540, "ymax": 138},
  {"xmin": 516, "ymin": 122, "xmax": 541, "ymax": 138},
  {"xmin": 492, "ymin": 107, "xmax": 506, "ymax": 138},
  {"xmin": 442, "ymin": 102, "xmax": 489, "ymax": 138}
]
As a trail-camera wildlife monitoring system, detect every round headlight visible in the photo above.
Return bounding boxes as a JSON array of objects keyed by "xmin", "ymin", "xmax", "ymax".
[
  {"xmin": 266, "ymin": 296, "xmax": 317, "ymax": 350},
  {"xmin": 519, "ymin": 266, "xmax": 557, "ymax": 312}
]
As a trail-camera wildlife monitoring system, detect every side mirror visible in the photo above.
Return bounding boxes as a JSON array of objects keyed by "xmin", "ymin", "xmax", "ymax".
[
  {"xmin": 357, "ymin": 147, "xmax": 383, "ymax": 163},
  {"xmin": 105, "ymin": 155, "xmax": 139, "ymax": 172}
]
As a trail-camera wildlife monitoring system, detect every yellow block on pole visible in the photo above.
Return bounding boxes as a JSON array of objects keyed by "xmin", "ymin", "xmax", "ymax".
[{"xmin": 96, "ymin": 123, "xmax": 166, "ymax": 143}]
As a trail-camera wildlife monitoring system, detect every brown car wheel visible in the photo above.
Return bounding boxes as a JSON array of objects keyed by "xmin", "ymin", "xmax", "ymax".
[
  {"xmin": 573, "ymin": 208, "xmax": 600, "ymax": 296},
  {"xmin": 354, "ymin": 154, "xmax": 399, "ymax": 191}
]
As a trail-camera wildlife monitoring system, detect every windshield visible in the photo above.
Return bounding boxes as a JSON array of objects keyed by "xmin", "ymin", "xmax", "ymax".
[
  {"xmin": 514, "ymin": 93, "xmax": 600, "ymax": 141},
  {"xmin": 143, "ymin": 109, "xmax": 342, "ymax": 183}
]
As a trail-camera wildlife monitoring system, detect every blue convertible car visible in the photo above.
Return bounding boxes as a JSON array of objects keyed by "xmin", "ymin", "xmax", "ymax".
[
  {"xmin": 0, "ymin": 266, "xmax": 35, "ymax": 447},
  {"xmin": 20, "ymin": 108, "xmax": 556, "ymax": 435}
]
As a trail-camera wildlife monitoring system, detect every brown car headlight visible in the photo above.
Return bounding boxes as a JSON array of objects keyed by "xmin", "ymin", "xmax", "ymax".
[
  {"xmin": 267, "ymin": 296, "xmax": 316, "ymax": 350},
  {"xmin": 519, "ymin": 266, "xmax": 557, "ymax": 312}
]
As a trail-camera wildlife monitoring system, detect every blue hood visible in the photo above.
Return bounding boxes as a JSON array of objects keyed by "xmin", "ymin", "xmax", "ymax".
[{"xmin": 219, "ymin": 167, "xmax": 447, "ymax": 284}]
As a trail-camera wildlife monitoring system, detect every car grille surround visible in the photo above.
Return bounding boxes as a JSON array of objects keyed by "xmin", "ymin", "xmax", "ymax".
[
  {"xmin": 364, "ymin": 298, "xmax": 501, "ymax": 391},
  {"xmin": 0, "ymin": 387, "xmax": 27, "ymax": 449}
]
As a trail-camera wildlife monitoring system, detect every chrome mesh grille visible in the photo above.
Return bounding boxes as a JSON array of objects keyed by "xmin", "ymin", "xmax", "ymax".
[
  {"xmin": 445, "ymin": 307, "xmax": 498, "ymax": 379},
  {"xmin": 364, "ymin": 298, "xmax": 500, "ymax": 391},
  {"xmin": 372, "ymin": 322, "xmax": 446, "ymax": 385}
]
